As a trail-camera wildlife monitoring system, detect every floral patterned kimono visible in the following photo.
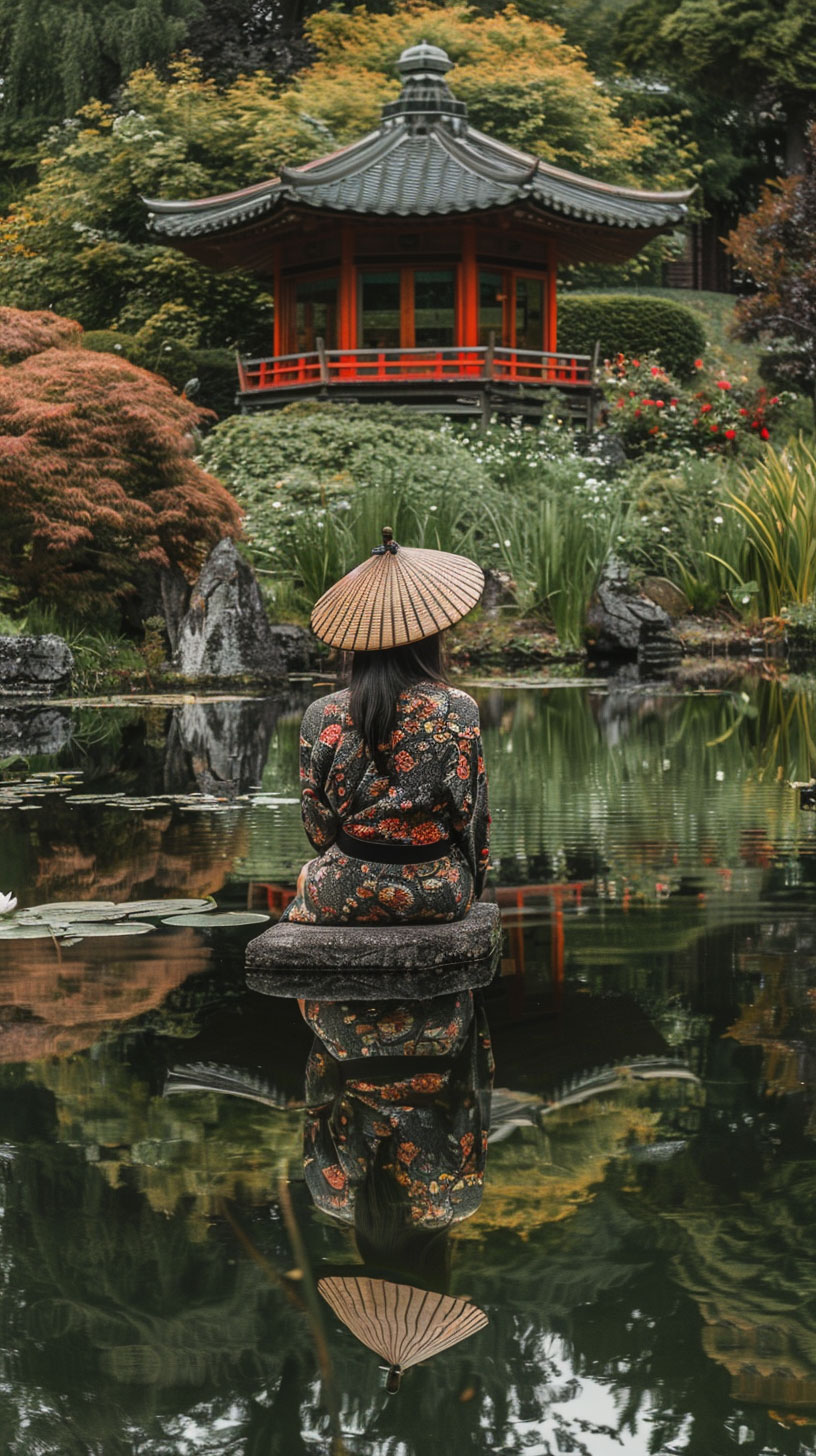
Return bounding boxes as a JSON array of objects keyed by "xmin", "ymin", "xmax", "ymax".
[
  {"xmin": 282, "ymin": 681, "xmax": 489, "ymax": 925},
  {"xmin": 302, "ymin": 992, "xmax": 494, "ymax": 1229}
]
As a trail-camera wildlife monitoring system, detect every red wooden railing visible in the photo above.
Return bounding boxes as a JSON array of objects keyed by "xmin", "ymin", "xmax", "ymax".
[{"xmin": 236, "ymin": 344, "xmax": 595, "ymax": 393}]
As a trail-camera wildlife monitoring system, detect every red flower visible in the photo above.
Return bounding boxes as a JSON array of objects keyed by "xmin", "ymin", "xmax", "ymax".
[
  {"xmin": 655, "ymin": 399, "xmax": 665, "ymax": 408},
  {"xmin": 724, "ymin": 428, "xmax": 736, "ymax": 440},
  {"xmin": 716, "ymin": 380, "xmax": 732, "ymax": 390},
  {"xmin": 634, "ymin": 408, "xmax": 642, "ymax": 419},
  {"xmin": 319, "ymin": 723, "xmax": 342, "ymax": 747},
  {"xmin": 393, "ymin": 750, "xmax": 416, "ymax": 773},
  {"xmin": 739, "ymin": 408, "xmax": 748, "ymax": 416},
  {"xmin": 760, "ymin": 426, "xmax": 770, "ymax": 440},
  {"xmin": 650, "ymin": 365, "xmax": 661, "ymax": 376},
  {"xmin": 710, "ymin": 423, "xmax": 718, "ymax": 432},
  {"xmin": 632, "ymin": 358, "xmax": 640, "ymax": 367},
  {"xmin": 695, "ymin": 359, "xmax": 703, "ymax": 369},
  {"xmin": 700, "ymin": 402, "xmax": 712, "ymax": 414}
]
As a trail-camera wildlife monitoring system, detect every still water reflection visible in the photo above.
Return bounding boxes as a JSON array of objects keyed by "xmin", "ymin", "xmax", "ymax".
[{"xmin": 2, "ymin": 678, "xmax": 816, "ymax": 1454}]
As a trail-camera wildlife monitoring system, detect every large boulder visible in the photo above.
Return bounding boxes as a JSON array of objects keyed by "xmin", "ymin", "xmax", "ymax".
[
  {"xmin": 0, "ymin": 634, "xmax": 73, "ymax": 695},
  {"xmin": 174, "ymin": 539, "xmax": 286, "ymax": 681},
  {"xmin": 585, "ymin": 558, "xmax": 679, "ymax": 662}
]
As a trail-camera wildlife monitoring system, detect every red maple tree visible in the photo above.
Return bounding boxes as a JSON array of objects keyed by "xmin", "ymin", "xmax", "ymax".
[{"xmin": 0, "ymin": 309, "xmax": 242, "ymax": 618}]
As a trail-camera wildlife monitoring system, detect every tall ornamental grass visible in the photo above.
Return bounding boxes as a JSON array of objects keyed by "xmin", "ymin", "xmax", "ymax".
[
  {"xmin": 488, "ymin": 487, "xmax": 628, "ymax": 648},
  {"xmin": 289, "ymin": 483, "xmax": 478, "ymax": 606},
  {"xmin": 728, "ymin": 436, "xmax": 816, "ymax": 617}
]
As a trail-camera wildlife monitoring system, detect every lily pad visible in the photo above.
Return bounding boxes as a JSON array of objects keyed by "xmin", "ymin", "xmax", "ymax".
[
  {"xmin": 0, "ymin": 923, "xmax": 58, "ymax": 939},
  {"xmin": 19, "ymin": 907, "xmax": 133, "ymax": 925},
  {"xmin": 119, "ymin": 898, "xmax": 214, "ymax": 916},
  {"xmin": 161, "ymin": 912, "xmax": 271, "ymax": 928},
  {"xmin": 22, "ymin": 901, "xmax": 117, "ymax": 916},
  {"xmin": 61, "ymin": 921, "xmax": 155, "ymax": 938}
]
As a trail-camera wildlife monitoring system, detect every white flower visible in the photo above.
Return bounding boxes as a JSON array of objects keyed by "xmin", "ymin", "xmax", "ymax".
[
  {"xmin": 715, "ymin": 770, "xmax": 725, "ymax": 782},
  {"xmin": 0, "ymin": 892, "xmax": 17, "ymax": 916},
  {"xmin": 504, "ymin": 538, "xmax": 511, "ymax": 547},
  {"xmin": 714, "ymin": 515, "xmax": 724, "ymax": 524}
]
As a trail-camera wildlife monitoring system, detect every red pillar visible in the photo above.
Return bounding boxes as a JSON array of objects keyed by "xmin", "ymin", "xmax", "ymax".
[
  {"xmin": 339, "ymin": 225, "xmax": 355, "ymax": 351},
  {"xmin": 547, "ymin": 239, "xmax": 558, "ymax": 353},
  {"xmin": 460, "ymin": 224, "xmax": 479, "ymax": 352}
]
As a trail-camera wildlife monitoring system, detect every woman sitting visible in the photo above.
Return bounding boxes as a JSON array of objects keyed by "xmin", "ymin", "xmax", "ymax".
[{"xmin": 282, "ymin": 529, "xmax": 489, "ymax": 926}]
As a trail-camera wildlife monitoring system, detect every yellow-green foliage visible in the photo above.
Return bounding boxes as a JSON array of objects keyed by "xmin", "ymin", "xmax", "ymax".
[{"xmin": 729, "ymin": 435, "xmax": 816, "ymax": 616}]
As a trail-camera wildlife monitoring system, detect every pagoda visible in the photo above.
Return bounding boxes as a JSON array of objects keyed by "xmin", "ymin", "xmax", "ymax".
[{"xmin": 145, "ymin": 42, "xmax": 692, "ymax": 421}]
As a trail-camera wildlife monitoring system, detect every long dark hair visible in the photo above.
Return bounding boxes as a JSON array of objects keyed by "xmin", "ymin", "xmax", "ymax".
[
  {"xmin": 353, "ymin": 1137, "xmax": 452, "ymax": 1293},
  {"xmin": 349, "ymin": 633, "xmax": 447, "ymax": 771}
]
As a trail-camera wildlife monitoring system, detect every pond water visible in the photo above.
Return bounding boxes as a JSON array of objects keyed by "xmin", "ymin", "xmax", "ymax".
[{"xmin": 2, "ymin": 677, "xmax": 816, "ymax": 1456}]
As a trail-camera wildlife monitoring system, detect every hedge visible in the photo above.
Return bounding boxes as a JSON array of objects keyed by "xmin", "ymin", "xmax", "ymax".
[{"xmin": 557, "ymin": 294, "xmax": 707, "ymax": 378}]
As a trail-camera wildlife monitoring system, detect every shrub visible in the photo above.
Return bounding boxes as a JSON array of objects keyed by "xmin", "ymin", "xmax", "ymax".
[
  {"xmin": 0, "ymin": 342, "xmax": 242, "ymax": 618},
  {"xmin": 0, "ymin": 307, "xmax": 82, "ymax": 364},
  {"xmin": 199, "ymin": 404, "xmax": 496, "ymax": 564},
  {"xmin": 558, "ymin": 294, "xmax": 707, "ymax": 378},
  {"xmin": 601, "ymin": 354, "xmax": 786, "ymax": 459}
]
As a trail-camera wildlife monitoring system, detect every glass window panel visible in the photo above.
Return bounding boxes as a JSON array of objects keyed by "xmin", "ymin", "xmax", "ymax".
[
  {"xmin": 414, "ymin": 269, "xmax": 455, "ymax": 347},
  {"xmin": 360, "ymin": 271, "xmax": 401, "ymax": 348},
  {"xmin": 478, "ymin": 270, "xmax": 504, "ymax": 346},
  {"xmin": 294, "ymin": 277, "xmax": 338, "ymax": 352},
  {"xmin": 515, "ymin": 276, "xmax": 545, "ymax": 351}
]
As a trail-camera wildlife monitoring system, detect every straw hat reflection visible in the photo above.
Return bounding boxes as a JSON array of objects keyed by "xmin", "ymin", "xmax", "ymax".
[
  {"xmin": 311, "ymin": 527, "xmax": 484, "ymax": 652},
  {"xmin": 318, "ymin": 1273, "xmax": 488, "ymax": 1393}
]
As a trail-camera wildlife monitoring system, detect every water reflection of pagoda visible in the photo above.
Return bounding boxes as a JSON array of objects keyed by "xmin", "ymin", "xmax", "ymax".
[{"xmin": 145, "ymin": 42, "xmax": 691, "ymax": 421}]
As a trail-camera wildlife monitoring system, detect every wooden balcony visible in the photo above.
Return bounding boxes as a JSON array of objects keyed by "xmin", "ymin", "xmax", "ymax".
[{"xmin": 236, "ymin": 342, "xmax": 601, "ymax": 426}]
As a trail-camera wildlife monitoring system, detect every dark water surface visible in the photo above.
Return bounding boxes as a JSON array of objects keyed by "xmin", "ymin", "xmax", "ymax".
[{"xmin": 2, "ymin": 678, "xmax": 816, "ymax": 1455}]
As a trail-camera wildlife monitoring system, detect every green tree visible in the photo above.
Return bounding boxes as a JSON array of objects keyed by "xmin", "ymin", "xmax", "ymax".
[
  {"xmin": 618, "ymin": 0, "xmax": 816, "ymax": 169},
  {"xmin": 0, "ymin": 0, "xmax": 202, "ymax": 156}
]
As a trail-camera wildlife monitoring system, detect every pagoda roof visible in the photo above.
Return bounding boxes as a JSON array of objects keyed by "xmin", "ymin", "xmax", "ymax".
[{"xmin": 145, "ymin": 42, "xmax": 691, "ymax": 243}]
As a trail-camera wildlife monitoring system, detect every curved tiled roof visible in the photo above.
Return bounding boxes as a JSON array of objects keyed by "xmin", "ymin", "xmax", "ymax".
[{"xmin": 145, "ymin": 44, "xmax": 692, "ymax": 238}]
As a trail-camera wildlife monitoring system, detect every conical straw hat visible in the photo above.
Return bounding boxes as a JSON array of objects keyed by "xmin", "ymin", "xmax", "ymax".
[
  {"xmin": 310, "ymin": 528, "xmax": 484, "ymax": 652},
  {"xmin": 318, "ymin": 1274, "xmax": 488, "ymax": 1391}
]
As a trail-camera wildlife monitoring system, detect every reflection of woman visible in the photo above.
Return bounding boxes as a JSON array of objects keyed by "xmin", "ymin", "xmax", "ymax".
[
  {"xmin": 302, "ymin": 993, "xmax": 493, "ymax": 1240},
  {"xmin": 283, "ymin": 530, "xmax": 489, "ymax": 925}
]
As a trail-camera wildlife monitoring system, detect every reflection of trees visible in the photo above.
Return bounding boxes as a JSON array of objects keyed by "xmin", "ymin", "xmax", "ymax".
[
  {"xmin": 480, "ymin": 681, "xmax": 816, "ymax": 890},
  {"xmin": 0, "ymin": 929, "xmax": 212, "ymax": 1061},
  {"xmin": 726, "ymin": 926, "xmax": 816, "ymax": 1126},
  {"xmin": 34, "ymin": 1049, "xmax": 303, "ymax": 1232},
  {"xmin": 0, "ymin": 1144, "xmax": 310, "ymax": 1454}
]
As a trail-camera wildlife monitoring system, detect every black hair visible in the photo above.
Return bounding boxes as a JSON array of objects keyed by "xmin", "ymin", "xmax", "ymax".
[
  {"xmin": 353, "ymin": 1137, "xmax": 452, "ymax": 1293},
  {"xmin": 348, "ymin": 633, "xmax": 447, "ymax": 772}
]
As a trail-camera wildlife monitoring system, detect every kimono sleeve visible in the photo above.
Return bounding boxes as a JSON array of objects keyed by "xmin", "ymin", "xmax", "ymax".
[
  {"xmin": 443, "ymin": 694, "xmax": 490, "ymax": 896},
  {"xmin": 298, "ymin": 698, "xmax": 341, "ymax": 852}
]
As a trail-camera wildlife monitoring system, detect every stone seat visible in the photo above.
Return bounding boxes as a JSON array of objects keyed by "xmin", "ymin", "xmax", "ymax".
[{"xmin": 245, "ymin": 900, "xmax": 501, "ymax": 1000}]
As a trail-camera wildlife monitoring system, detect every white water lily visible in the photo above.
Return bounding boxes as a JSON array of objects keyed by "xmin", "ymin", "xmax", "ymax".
[{"xmin": 0, "ymin": 892, "xmax": 17, "ymax": 915}]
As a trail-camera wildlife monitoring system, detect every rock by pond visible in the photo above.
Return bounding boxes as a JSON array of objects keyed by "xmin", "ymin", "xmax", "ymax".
[
  {"xmin": 0, "ymin": 634, "xmax": 73, "ymax": 696},
  {"xmin": 585, "ymin": 558, "xmax": 680, "ymax": 663},
  {"xmin": 174, "ymin": 539, "xmax": 287, "ymax": 681}
]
